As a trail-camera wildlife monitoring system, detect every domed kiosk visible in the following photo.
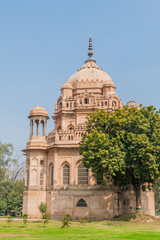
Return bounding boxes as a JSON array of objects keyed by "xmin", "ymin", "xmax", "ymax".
[{"xmin": 23, "ymin": 37, "xmax": 155, "ymax": 219}]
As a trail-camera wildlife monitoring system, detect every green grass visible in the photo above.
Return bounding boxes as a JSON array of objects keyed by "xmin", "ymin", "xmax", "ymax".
[{"xmin": 0, "ymin": 219, "xmax": 160, "ymax": 240}]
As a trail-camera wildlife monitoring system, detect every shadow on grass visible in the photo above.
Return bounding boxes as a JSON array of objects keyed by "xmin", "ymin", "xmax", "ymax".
[
  {"xmin": 32, "ymin": 221, "xmax": 41, "ymax": 223},
  {"xmin": 112, "ymin": 212, "xmax": 137, "ymax": 222}
]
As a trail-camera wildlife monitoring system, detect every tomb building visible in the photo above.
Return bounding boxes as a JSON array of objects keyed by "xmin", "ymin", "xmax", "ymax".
[{"xmin": 23, "ymin": 37, "xmax": 155, "ymax": 219}]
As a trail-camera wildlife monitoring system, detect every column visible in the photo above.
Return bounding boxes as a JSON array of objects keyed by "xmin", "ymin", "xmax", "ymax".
[
  {"xmin": 32, "ymin": 120, "xmax": 35, "ymax": 136},
  {"xmin": 44, "ymin": 121, "xmax": 47, "ymax": 136},
  {"xmin": 29, "ymin": 120, "xmax": 32, "ymax": 137},
  {"xmin": 38, "ymin": 120, "xmax": 40, "ymax": 136}
]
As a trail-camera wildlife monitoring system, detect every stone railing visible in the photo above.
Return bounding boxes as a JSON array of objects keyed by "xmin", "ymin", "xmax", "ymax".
[
  {"xmin": 47, "ymin": 128, "xmax": 87, "ymax": 144},
  {"xmin": 25, "ymin": 186, "xmax": 47, "ymax": 191}
]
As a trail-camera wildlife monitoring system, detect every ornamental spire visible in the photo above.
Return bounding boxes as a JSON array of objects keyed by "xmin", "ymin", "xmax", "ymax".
[{"xmin": 85, "ymin": 35, "xmax": 96, "ymax": 63}]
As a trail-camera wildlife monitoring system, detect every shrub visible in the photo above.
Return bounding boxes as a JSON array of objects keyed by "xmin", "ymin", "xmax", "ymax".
[
  {"xmin": 61, "ymin": 214, "xmax": 72, "ymax": 228},
  {"xmin": 22, "ymin": 213, "xmax": 28, "ymax": 227},
  {"xmin": 42, "ymin": 213, "xmax": 50, "ymax": 226},
  {"xmin": 80, "ymin": 217, "xmax": 87, "ymax": 233},
  {"xmin": 39, "ymin": 202, "xmax": 47, "ymax": 214},
  {"xmin": 7, "ymin": 215, "xmax": 13, "ymax": 227}
]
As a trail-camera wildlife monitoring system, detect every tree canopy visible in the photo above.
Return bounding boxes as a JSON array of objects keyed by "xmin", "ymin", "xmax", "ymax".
[
  {"xmin": 0, "ymin": 141, "xmax": 24, "ymax": 214},
  {"xmin": 79, "ymin": 106, "xmax": 160, "ymax": 209}
]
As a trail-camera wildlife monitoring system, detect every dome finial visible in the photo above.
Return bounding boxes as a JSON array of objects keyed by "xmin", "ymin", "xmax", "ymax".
[{"xmin": 85, "ymin": 35, "xmax": 96, "ymax": 63}]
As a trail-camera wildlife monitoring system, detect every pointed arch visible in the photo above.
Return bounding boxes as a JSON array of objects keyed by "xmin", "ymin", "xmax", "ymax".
[
  {"xmin": 78, "ymin": 163, "xmax": 88, "ymax": 185},
  {"xmin": 40, "ymin": 160, "xmax": 44, "ymax": 165},
  {"xmin": 63, "ymin": 164, "xmax": 70, "ymax": 185},
  {"xmin": 57, "ymin": 126, "xmax": 62, "ymax": 132},
  {"xmin": 31, "ymin": 169, "xmax": 37, "ymax": 186},
  {"xmin": 67, "ymin": 124, "xmax": 74, "ymax": 131},
  {"xmin": 112, "ymin": 100, "xmax": 117, "ymax": 108},
  {"xmin": 76, "ymin": 199, "xmax": 87, "ymax": 207}
]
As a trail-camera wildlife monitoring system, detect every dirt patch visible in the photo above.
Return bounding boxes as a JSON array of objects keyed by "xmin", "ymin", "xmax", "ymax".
[{"xmin": 113, "ymin": 212, "xmax": 160, "ymax": 223}]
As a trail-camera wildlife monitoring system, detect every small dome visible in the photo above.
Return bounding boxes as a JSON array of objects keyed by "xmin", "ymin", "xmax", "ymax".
[
  {"xmin": 29, "ymin": 105, "xmax": 49, "ymax": 118},
  {"xmin": 61, "ymin": 82, "xmax": 73, "ymax": 89},
  {"xmin": 126, "ymin": 101, "xmax": 141, "ymax": 109},
  {"xmin": 102, "ymin": 82, "xmax": 116, "ymax": 88},
  {"xmin": 67, "ymin": 61, "xmax": 115, "ymax": 87}
]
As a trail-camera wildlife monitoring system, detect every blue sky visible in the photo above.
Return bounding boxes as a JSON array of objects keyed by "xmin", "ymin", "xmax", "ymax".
[{"xmin": 1, "ymin": 0, "xmax": 160, "ymax": 156}]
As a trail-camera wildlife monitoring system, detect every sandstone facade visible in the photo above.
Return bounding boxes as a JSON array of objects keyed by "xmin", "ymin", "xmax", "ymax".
[{"xmin": 23, "ymin": 37, "xmax": 155, "ymax": 219}]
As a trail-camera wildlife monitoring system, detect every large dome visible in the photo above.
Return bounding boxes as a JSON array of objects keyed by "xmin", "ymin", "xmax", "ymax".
[
  {"xmin": 67, "ymin": 60, "xmax": 115, "ymax": 87},
  {"xmin": 67, "ymin": 36, "xmax": 115, "ymax": 88}
]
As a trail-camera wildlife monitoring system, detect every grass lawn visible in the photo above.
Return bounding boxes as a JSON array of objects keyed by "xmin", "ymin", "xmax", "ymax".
[{"xmin": 0, "ymin": 218, "xmax": 160, "ymax": 240}]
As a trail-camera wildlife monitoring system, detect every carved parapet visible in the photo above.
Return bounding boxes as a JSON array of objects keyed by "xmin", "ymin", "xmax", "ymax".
[{"xmin": 25, "ymin": 186, "xmax": 47, "ymax": 191}]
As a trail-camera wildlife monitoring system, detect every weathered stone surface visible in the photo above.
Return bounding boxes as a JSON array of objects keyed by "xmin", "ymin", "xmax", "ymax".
[{"xmin": 23, "ymin": 38, "xmax": 154, "ymax": 219}]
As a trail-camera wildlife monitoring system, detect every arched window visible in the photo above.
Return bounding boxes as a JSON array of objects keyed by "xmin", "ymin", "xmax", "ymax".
[
  {"xmin": 57, "ymin": 126, "xmax": 61, "ymax": 132},
  {"xmin": 26, "ymin": 170, "xmax": 29, "ymax": 186},
  {"xmin": 68, "ymin": 135, "xmax": 70, "ymax": 140},
  {"xmin": 105, "ymin": 101, "xmax": 107, "ymax": 106},
  {"xmin": 63, "ymin": 164, "xmax": 70, "ymax": 185},
  {"xmin": 78, "ymin": 163, "xmax": 88, "ymax": 185},
  {"xmin": 40, "ymin": 171, "xmax": 44, "ymax": 185},
  {"xmin": 76, "ymin": 199, "xmax": 87, "ymax": 207},
  {"xmin": 59, "ymin": 102, "xmax": 62, "ymax": 107},
  {"xmin": 50, "ymin": 165, "xmax": 54, "ymax": 186},
  {"xmin": 68, "ymin": 124, "xmax": 74, "ymax": 131},
  {"xmin": 84, "ymin": 98, "xmax": 89, "ymax": 104},
  {"xmin": 112, "ymin": 100, "xmax": 117, "ymax": 108},
  {"xmin": 27, "ymin": 159, "xmax": 30, "ymax": 165},
  {"xmin": 40, "ymin": 160, "xmax": 44, "ymax": 165},
  {"xmin": 31, "ymin": 169, "xmax": 37, "ymax": 186},
  {"xmin": 66, "ymin": 103, "xmax": 69, "ymax": 108},
  {"xmin": 51, "ymin": 166, "xmax": 54, "ymax": 185},
  {"xmin": 71, "ymin": 136, "xmax": 73, "ymax": 140}
]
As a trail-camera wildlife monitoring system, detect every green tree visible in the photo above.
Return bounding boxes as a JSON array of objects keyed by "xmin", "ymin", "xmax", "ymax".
[
  {"xmin": 39, "ymin": 202, "xmax": 47, "ymax": 214},
  {"xmin": 79, "ymin": 106, "xmax": 160, "ymax": 210},
  {"xmin": 0, "ymin": 200, "xmax": 7, "ymax": 212},
  {"xmin": 0, "ymin": 142, "xmax": 13, "ymax": 181},
  {"xmin": 0, "ymin": 141, "xmax": 25, "ymax": 215}
]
